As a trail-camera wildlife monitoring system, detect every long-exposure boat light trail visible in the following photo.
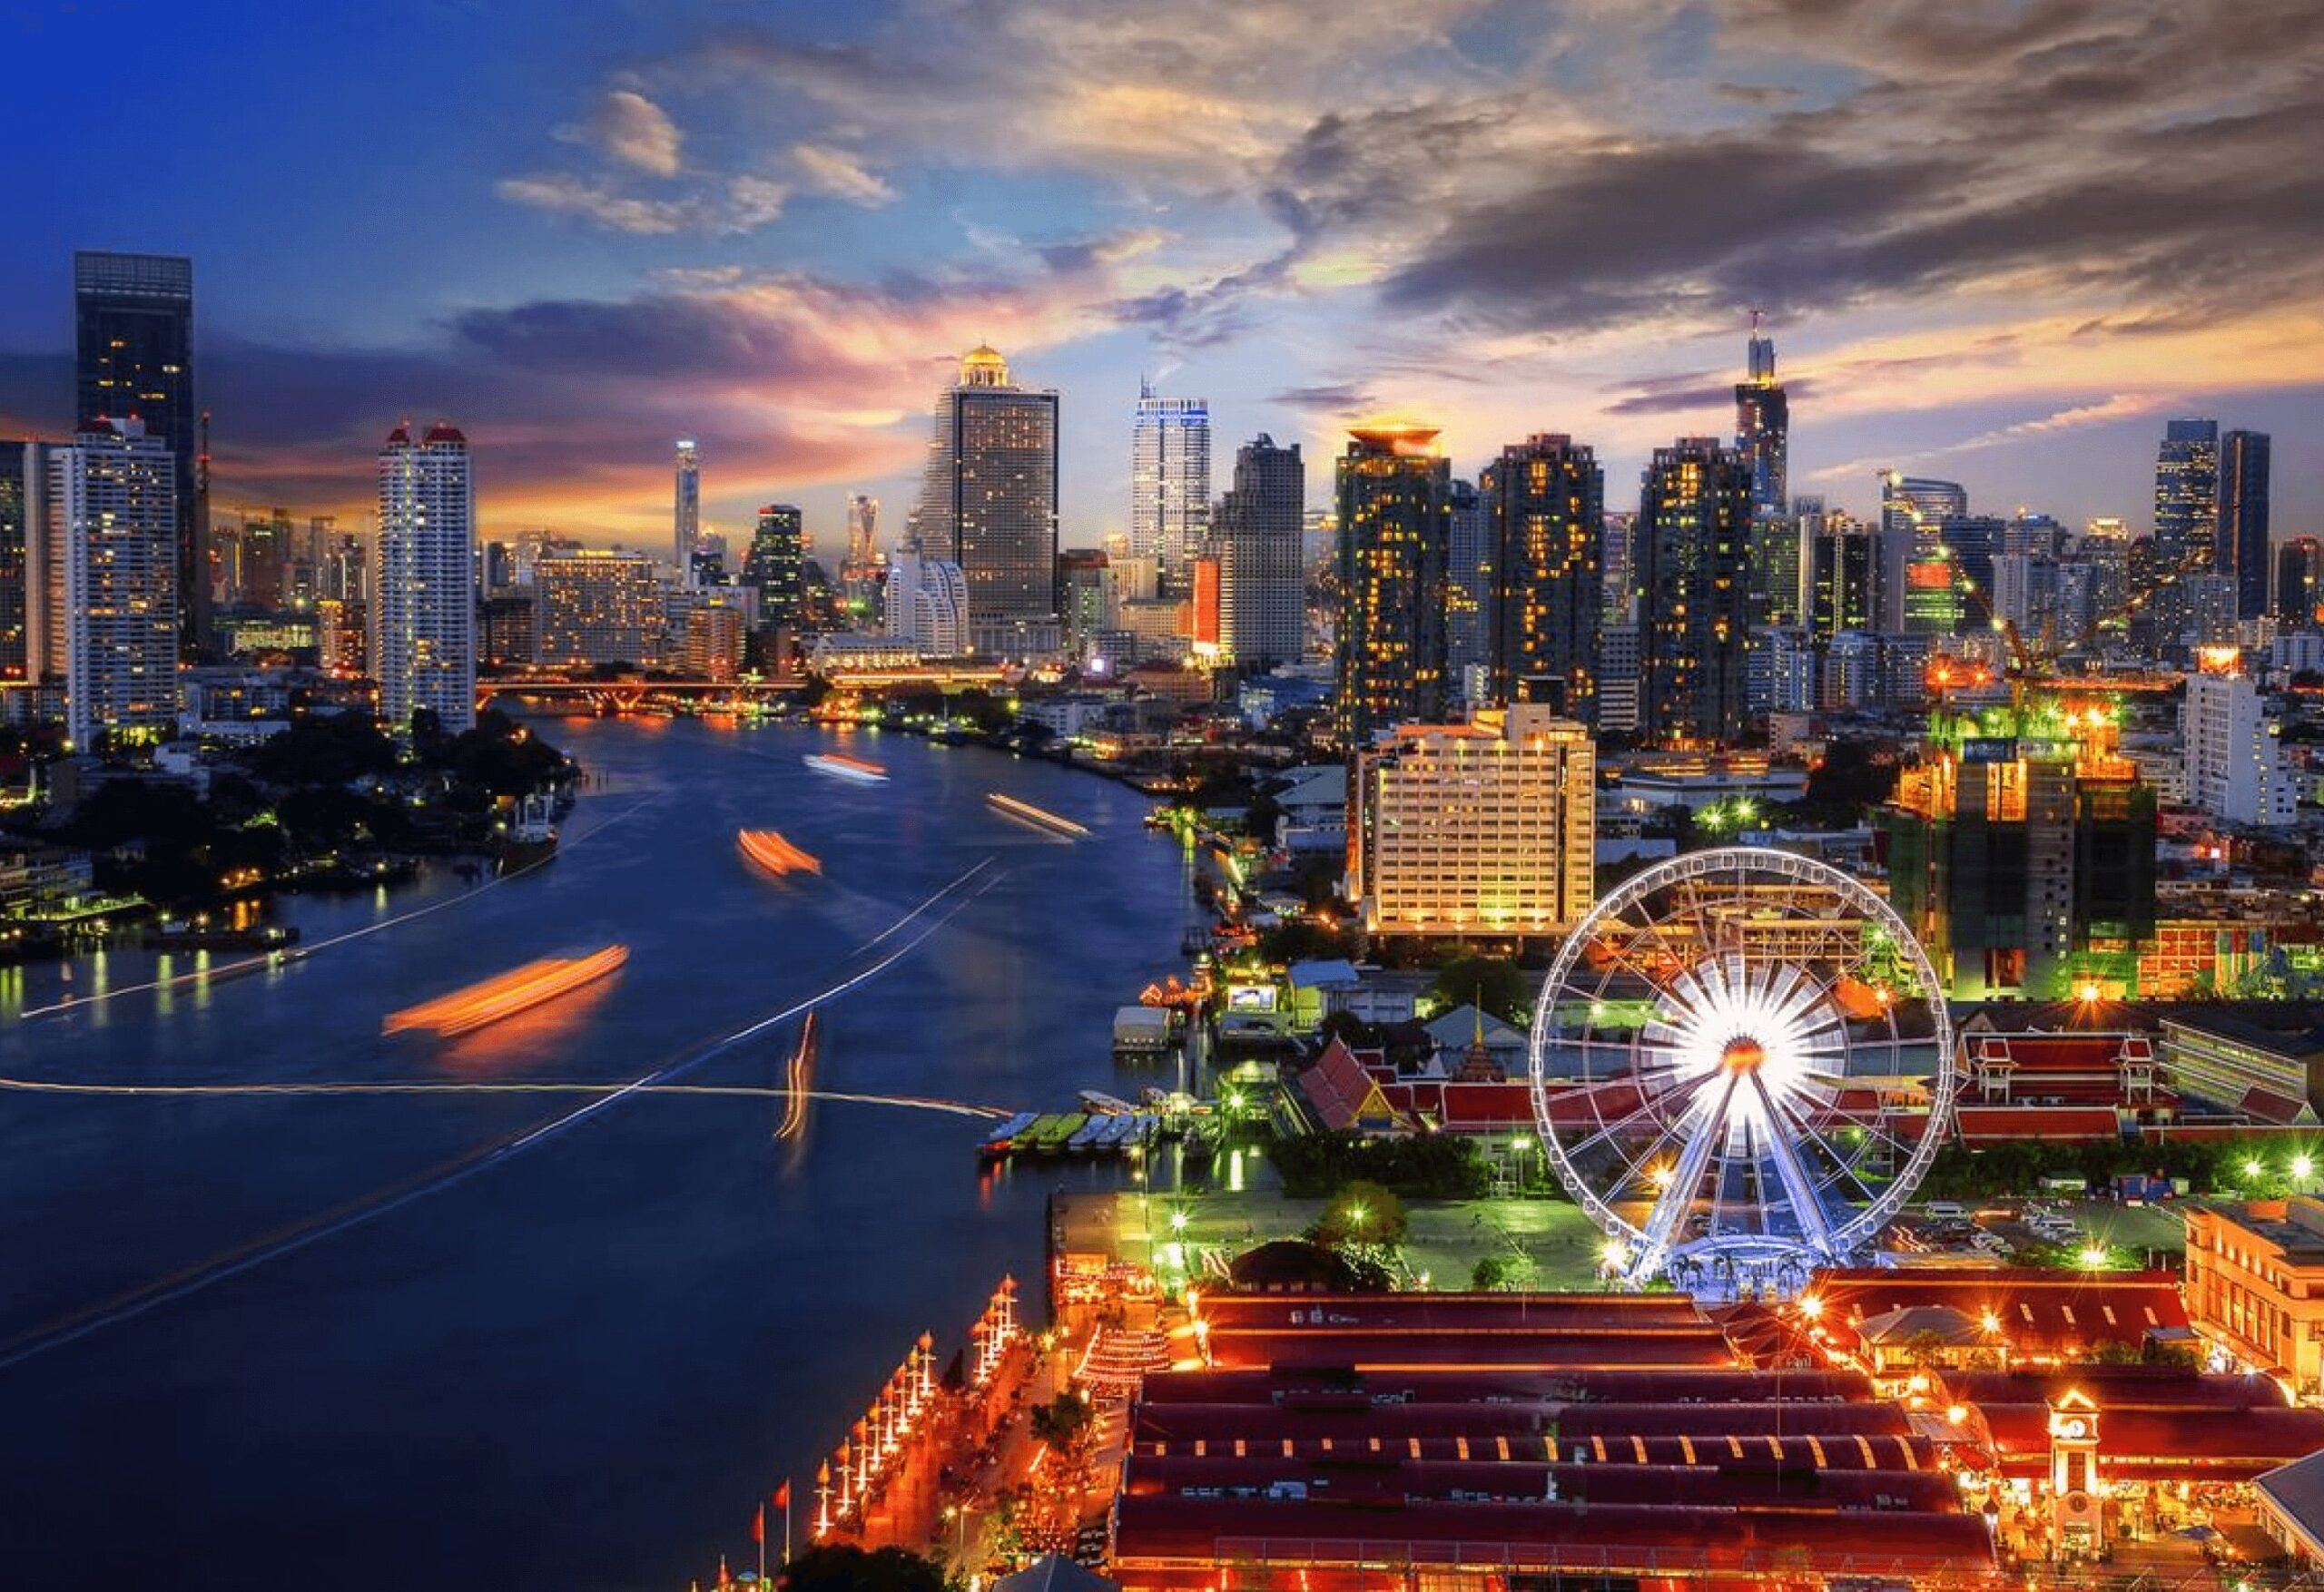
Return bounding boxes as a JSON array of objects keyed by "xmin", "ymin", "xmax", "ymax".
[{"xmin": 0, "ymin": 855, "xmax": 1006, "ymax": 1371}]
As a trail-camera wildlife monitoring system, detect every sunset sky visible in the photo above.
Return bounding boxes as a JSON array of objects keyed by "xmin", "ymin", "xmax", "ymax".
[{"xmin": 3, "ymin": 0, "xmax": 2319, "ymax": 557}]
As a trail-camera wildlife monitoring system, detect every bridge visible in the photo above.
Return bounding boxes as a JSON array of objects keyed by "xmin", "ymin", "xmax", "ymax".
[{"xmin": 478, "ymin": 676, "xmax": 806, "ymax": 714}]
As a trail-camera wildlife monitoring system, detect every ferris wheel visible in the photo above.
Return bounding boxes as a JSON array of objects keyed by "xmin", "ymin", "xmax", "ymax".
[{"xmin": 1527, "ymin": 847, "xmax": 1955, "ymax": 1292}]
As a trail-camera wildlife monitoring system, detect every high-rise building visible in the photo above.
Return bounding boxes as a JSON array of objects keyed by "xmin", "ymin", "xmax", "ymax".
[
  {"xmin": 1482, "ymin": 433, "xmax": 1601, "ymax": 719},
  {"xmin": 2278, "ymin": 537, "xmax": 2321, "ymax": 629},
  {"xmin": 682, "ymin": 601, "xmax": 746, "ymax": 682},
  {"xmin": 1058, "ymin": 549, "xmax": 1110, "ymax": 662},
  {"xmin": 2182, "ymin": 664, "xmax": 2295, "ymax": 826},
  {"xmin": 837, "ymin": 493, "xmax": 882, "ymax": 626},
  {"xmin": 2153, "ymin": 418, "xmax": 2220, "ymax": 576},
  {"xmin": 74, "ymin": 251, "xmax": 202, "ymax": 654},
  {"xmin": 1129, "ymin": 384, "xmax": 1210, "ymax": 593},
  {"xmin": 2219, "ymin": 429, "xmax": 2271, "ymax": 621},
  {"xmin": 1351, "ymin": 704, "xmax": 1594, "ymax": 938},
  {"xmin": 743, "ymin": 504, "xmax": 806, "ymax": 628},
  {"xmin": 0, "ymin": 443, "xmax": 48, "ymax": 683},
  {"xmin": 51, "ymin": 418, "xmax": 179, "ymax": 748},
  {"xmin": 1807, "ymin": 507, "xmax": 1876, "ymax": 641},
  {"xmin": 1939, "ymin": 516, "xmax": 2003, "ymax": 623},
  {"xmin": 1213, "ymin": 434, "xmax": 1305, "ymax": 671},
  {"xmin": 909, "ymin": 346, "xmax": 1059, "ymax": 624},
  {"xmin": 536, "ymin": 549, "xmax": 662, "ymax": 666},
  {"xmin": 674, "ymin": 439, "xmax": 701, "ymax": 582},
  {"xmin": 883, "ymin": 550, "xmax": 970, "ymax": 656},
  {"xmin": 1334, "ymin": 425, "xmax": 1451, "ymax": 745},
  {"xmin": 1445, "ymin": 477, "xmax": 1490, "ymax": 693},
  {"xmin": 478, "ymin": 593, "xmax": 537, "ymax": 668},
  {"xmin": 1637, "ymin": 437, "xmax": 1751, "ymax": 745},
  {"xmin": 374, "ymin": 422, "xmax": 477, "ymax": 732},
  {"xmin": 1886, "ymin": 713, "xmax": 2156, "ymax": 1000},
  {"xmin": 1733, "ymin": 314, "xmax": 1787, "ymax": 523}
]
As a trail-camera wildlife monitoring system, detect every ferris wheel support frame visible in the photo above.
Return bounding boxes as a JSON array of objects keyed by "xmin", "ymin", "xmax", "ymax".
[{"xmin": 1526, "ymin": 845, "xmax": 1957, "ymax": 1289}]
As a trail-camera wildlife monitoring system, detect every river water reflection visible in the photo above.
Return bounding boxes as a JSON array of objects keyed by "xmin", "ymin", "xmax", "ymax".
[{"xmin": 0, "ymin": 719, "xmax": 1196, "ymax": 1589}]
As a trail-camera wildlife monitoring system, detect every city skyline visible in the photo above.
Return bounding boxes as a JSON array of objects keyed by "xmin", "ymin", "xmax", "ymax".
[{"xmin": 1, "ymin": 2, "xmax": 2319, "ymax": 548}]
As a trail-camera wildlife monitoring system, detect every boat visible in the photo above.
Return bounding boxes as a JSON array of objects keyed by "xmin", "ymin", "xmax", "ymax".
[
  {"xmin": 1098, "ymin": 1114, "xmax": 1138, "ymax": 1148},
  {"xmin": 382, "ymin": 945, "xmax": 628, "ymax": 1038},
  {"xmin": 738, "ymin": 829, "xmax": 822, "ymax": 877},
  {"xmin": 979, "ymin": 1111, "xmax": 1039, "ymax": 1158},
  {"xmin": 1067, "ymin": 1116, "xmax": 1108, "ymax": 1154},
  {"xmin": 803, "ymin": 752, "xmax": 889, "ymax": 784},
  {"xmin": 1079, "ymin": 1089, "xmax": 1137, "ymax": 1115},
  {"xmin": 985, "ymin": 791, "xmax": 1091, "ymax": 839},
  {"xmin": 498, "ymin": 791, "xmax": 561, "ymax": 875},
  {"xmin": 1029, "ymin": 1114, "xmax": 1084, "ymax": 1152}
]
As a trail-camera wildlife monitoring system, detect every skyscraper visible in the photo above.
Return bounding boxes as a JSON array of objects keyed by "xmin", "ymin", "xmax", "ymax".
[
  {"xmin": 53, "ymin": 418, "xmax": 179, "ymax": 749},
  {"xmin": 74, "ymin": 251, "xmax": 202, "ymax": 652},
  {"xmin": 536, "ymin": 549, "xmax": 663, "ymax": 666},
  {"xmin": 2219, "ymin": 429, "xmax": 2271, "ymax": 620},
  {"xmin": 674, "ymin": 439, "xmax": 701, "ymax": 582},
  {"xmin": 375, "ymin": 422, "xmax": 477, "ymax": 733},
  {"xmin": 1482, "ymin": 433, "xmax": 1602, "ymax": 719},
  {"xmin": 2153, "ymin": 418, "xmax": 2220, "ymax": 575},
  {"xmin": 1638, "ymin": 438, "xmax": 1751, "ymax": 745},
  {"xmin": 1334, "ymin": 426, "xmax": 1451, "ymax": 745},
  {"xmin": 1733, "ymin": 314, "xmax": 1787, "ymax": 522},
  {"xmin": 844, "ymin": 493, "xmax": 879, "ymax": 567},
  {"xmin": 883, "ymin": 549, "xmax": 970, "ymax": 657},
  {"xmin": 1445, "ymin": 477, "xmax": 1490, "ymax": 691},
  {"xmin": 1876, "ymin": 473, "xmax": 1966, "ymax": 632},
  {"xmin": 1213, "ymin": 434, "xmax": 1305, "ymax": 670},
  {"xmin": 0, "ymin": 443, "xmax": 46, "ymax": 683},
  {"xmin": 1130, "ymin": 383, "xmax": 1210, "ymax": 594},
  {"xmin": 743, "ymin": 504, "xmax": 806, "ymax": 628},
  {"xmin": 2278, "ymin": 537, "xmax": 2321, "ymax": 629},
  {"xmin": 909, "ymin": 345, "xmax": 1059, "ymax": 626}
]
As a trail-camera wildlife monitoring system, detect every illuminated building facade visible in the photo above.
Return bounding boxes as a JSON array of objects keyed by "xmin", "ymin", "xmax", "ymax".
[
  {"xmin": 53, "ymin": 418, "xmax": 180, "ymax": 748},
  {"xmin": 536, "ymin": 549, "xmax": 661, "ymax": 667},
  {"xmin": 2154, "ymin": 418, "xmax": 2220, "ymax": 576},
  {"xmin": 743, "ymin": 504, "xmax": 806, "ymax": 628},
  {"xmin": 673, "ymin": 439, "xmax": 700, "ymax": 581},
  {"xmin": 374, "ymin": 422, "xmax": 477, "ymax": 732},
  {"xmin": 2184, "ymin": 1198, "xmax": 2324, "ymax": 1394},
  {"xmin": 681, "ymin": 602, "xmax": 744, "ymax": 680},
  {"xmin": 1128, "ymin": 384, "xmax": 1209, "ymax": 593},
  {"xmin": 1886, "ymin": 708, "xmax": 2156, "ymax": 999},
  {"xmin": 1637, "ymin": 437, "xmax": 1750, "ymax": 745},
  {"xmin": 2219, "ymin": 429, "xmax": 2271, "ymax": 620},
  {"xmin": 1334, "ymin": 426, "xmax": 1450, "ymax": 745},
  {"xmin": 1212, "ymin": 434, "xmax": 1305, "ymax": 670},
  {"xmin": 1352, "ymin": 703, "xmax": 1593, "ymax": 938},
  {"xmin": 1483, "ymin": 433, "xmax": 1601, "ymax": 720},
  {"xmin": 74, "ymin": 251, "xmax": 203, "ymax": 652},
  {"xmin": 316, "ymin": 596, "xmax": 367, "ymax": 674},
  {"xmin": 478, "ymin": 594, "xmax": 536, "ymax": 668},
  {"xmin": 909, "ymin": 345, "xmax": 1059, "ymax": 624}
]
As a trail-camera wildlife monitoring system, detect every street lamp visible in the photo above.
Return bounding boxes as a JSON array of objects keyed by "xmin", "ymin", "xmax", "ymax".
[{"xmin": 1169, "ymin": 1209, "xmax": 1188, "ymax": 1234}]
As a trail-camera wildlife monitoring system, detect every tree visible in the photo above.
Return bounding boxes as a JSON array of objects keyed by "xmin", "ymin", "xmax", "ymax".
[
  {"xmin": 1315, "ymin": 1180, "xmax": 1406, "ymax": 1249},
  {"xmin": 1472, "ymin": 1254, "xmax": 1518, "ymax": 1291},
  {"xmin": 1426, "ymin": 954, "xmax": 1531, "ymax": 1025},
  {"xmin": 779, "ymin": 1544, "xmax": 946, "ymax": 1592},
  {"xmin": 1028, "ymin": 1391, "xmax": 1093, "ymax": 1454}
]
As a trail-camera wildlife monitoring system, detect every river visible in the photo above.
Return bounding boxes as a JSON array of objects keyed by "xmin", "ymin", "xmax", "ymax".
[{"xmin": 0, "ymin": 718, "xmax": 1199, "ymax": 1589}]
